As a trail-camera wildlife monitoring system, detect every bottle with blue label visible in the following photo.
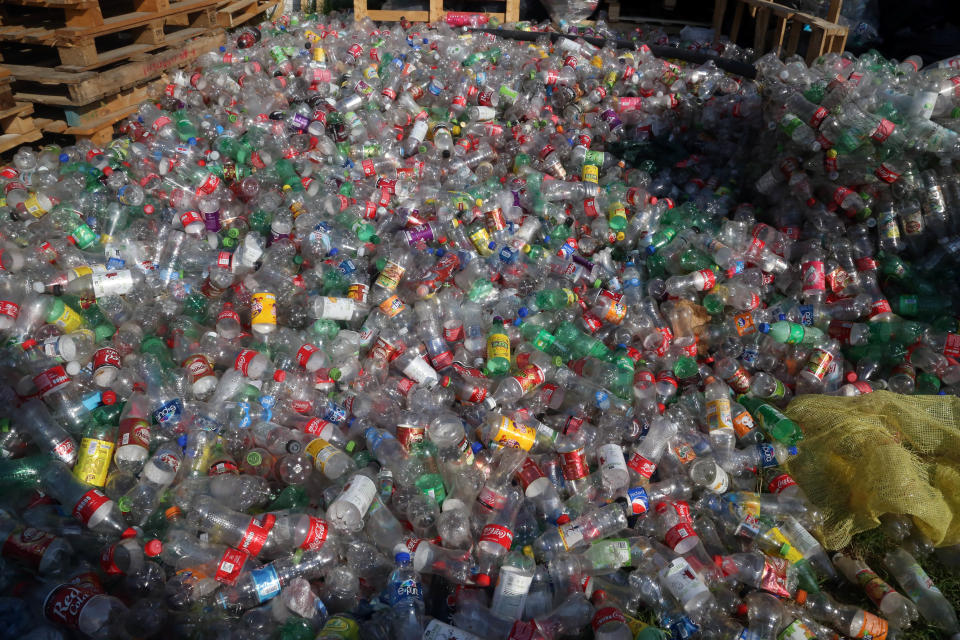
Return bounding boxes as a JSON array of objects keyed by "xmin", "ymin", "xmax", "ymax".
[
  {"xmin": 216, "ymin": 546, "xmax": 337, "ymax": 612},
  {"xmin": 388, "ymin": 552, "xmax": 425, "ymax": 640}
]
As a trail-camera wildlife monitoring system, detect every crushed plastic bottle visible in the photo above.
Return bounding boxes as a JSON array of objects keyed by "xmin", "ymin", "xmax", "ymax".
[{"xmin": 0, "ymin": 9, "xmax": 957, "ymax": 640}]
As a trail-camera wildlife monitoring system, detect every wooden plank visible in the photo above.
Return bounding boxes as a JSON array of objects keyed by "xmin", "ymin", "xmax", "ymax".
[
  {"xmin": 752, "ymin": 6, "xmax": 769, "ymax": 52},
  {"xmin": 785, "ymin": 19, "xmax": 802, "ymax": 57},
  {"xmin": 805, "ymin": 25, "xmax": 825, "ymax": 65},
  {"xmin": 826, "ymin": 0, "xmax": 842, "ymax": 23},
  {"xmin": 0, "ymin": 129, "xmax": 41, "ymax": 153},
  {"xmin": 362, "ymin": 9, "xmax": 429, "ymax": 20},
  {"xmin": 0, "ymin": 0, "xmax": 97, "ymax": 8},
  {"xmin": 729, "ymin": 0, "xmax": 744, "ymax": 43},
  {"xmin": 608, "ymin": 1, "xmax": 619, "ymax": 21},
  {"xmin": 53, "ymin": 0, "xmax": 218, "ymax": 40},
  {"xmin": 712, "ymin": 0, "xmax": 727, "ymax": 45},
  {"xmin": 64, "ymin": 77, "xmax": 161, "ymax": 126},
  {"xmin": 505, "ymin": 0, "xmax": 518, "ymax": 23},
  {"xmin": 770, "ymin": 13, "xmax": 787, "ymax": 56}
]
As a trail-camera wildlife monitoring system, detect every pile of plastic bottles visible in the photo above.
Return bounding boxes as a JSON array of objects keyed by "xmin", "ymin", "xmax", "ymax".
[{"xmin": 0, "ymin": 10, "xmax": 959, "ymax": 640}]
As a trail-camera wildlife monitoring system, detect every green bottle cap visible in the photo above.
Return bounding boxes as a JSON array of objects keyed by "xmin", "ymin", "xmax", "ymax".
[
  {"xmin": 246, "ymin": 451, "xmax": 263, "ymax": 466},
  {"xmin": 94, "ymin": 323, "xmax": 115, "ymax": 342}
]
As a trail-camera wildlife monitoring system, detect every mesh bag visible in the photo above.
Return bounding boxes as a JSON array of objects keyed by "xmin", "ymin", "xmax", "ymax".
[{"xmin": 784, "ymin": 390, "xmax": 960, "ymax": 550}]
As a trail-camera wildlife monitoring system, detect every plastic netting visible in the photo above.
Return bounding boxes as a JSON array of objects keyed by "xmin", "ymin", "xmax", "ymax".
[{"xmin": 784, "ymin": 391, "xmax": 960, "ymax": 550}]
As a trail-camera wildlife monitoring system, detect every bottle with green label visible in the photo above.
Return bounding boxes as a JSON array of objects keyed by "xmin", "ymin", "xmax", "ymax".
[{"xmin": 738, "ymin": 395, "xmax": 804, "ymax": 445}]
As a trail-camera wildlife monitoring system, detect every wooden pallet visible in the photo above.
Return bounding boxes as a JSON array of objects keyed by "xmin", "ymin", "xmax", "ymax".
[
  {"xmin": 7, "ymin": 29, "xmax": 224, "ymax": 105},
  {"xmin": 712, "ymin": 0, "xmax": 847, "ymax": 63},
  {"xmin": 0, "ymin": 66, "xmax": 14, "ymax": 111},
  {"xmin": 216, "ymin": 0, "xmax": 280, "ymax": 28},
  {"xmin": 0, "ymin": 0, "xmax": 218, "ymax": 68},
  {"xmin": 0, "ymin": 101, "xmax": 41, "ymax": 153},
  {"xmin": 430, "ymin": 0, "xmax": 519, "ymax": 24}
]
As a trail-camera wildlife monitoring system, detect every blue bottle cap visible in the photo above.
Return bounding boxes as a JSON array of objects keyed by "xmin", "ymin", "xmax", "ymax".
[
  {"xmin": 177, "ymin": 434, "xmax": 188, "ymax": 449},
  {"xmin": 219, "ymin": 46, "xmax": 226, "ymax": 52},
  {"xmin": 645, "ymin": 245, "xmax": 657, "ymax": 255},
  {"xmin": 517, "ymin": 307, "xmax": 528, "ymax": 317},
  {"xmin": 488, "ymin": 241, "xmax": 496, "ymax": 249},
  {"xmin": 471, "ymin": 441, "xmax": 484, "ymax": 454},
  {"xmin": 59, "ymin": 153, "xmax": 69, "ymax": 163},
  {"xmin": 435, "ymin": 248, "xmax": 445, "ymax": 257},
  {"xmin": 758, "ymin": 323, "xmax": 771, "ymax": 333},
  {"xmin": 543, "ymin": 235, "xmax": 551, "ymax": 243},
  {"xmin": 513, "ymin": 317, "xmax": 523, "ymax": 326},
  {"xmin": 188, "ymin": 137, "xmax": 197, "ymax": 146},
  {"xmin": 788, "ymin": 446, "xmax": 799, "ymax": 456},
  {"xmin": 329, "ymin": 247, "xmax": 339, "ymax": 256},
  {"xmin": 395, "ymin": 552, "xmax": 411, "ymax": 563}
]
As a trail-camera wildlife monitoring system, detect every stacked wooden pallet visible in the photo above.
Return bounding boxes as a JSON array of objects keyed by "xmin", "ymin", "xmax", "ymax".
[{"xmin": 0, "ymin": 0, "xmax": 274, "ymax": 151}]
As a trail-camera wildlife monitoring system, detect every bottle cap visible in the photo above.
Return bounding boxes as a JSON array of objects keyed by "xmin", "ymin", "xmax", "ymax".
[
  {"xmin": 556, "ymin": 514, "xmax": 571, "ymax": 525},
  {"xmin": 122, "ymin": 528, "xmax": 138, "ymax": 539},
  {"xmin": 165, "ymin": 506, "xmax": 182, "ymax": 520},
  {"xmin": 145, "ymin": 540, "xmax": 163, "ymax": 557},
  {"xmin": 59, "ymin": 153, "xmax": 70, "ymax": 163},
  {"xmin": 795, "ymin": 589, "xmax": 807, "ymax": 604},
  {"xmin": 758, "ymin": 323, "xmax": 771, "ymax": 333},
  {"xmin": 474, "ymin": 573, "xmax": 490, "ymax": 587},
  {"xmin": 177, "ymin": 435, "xmax": 188, "ymax": 450},
  {"xmin": 788, "ymin": 446, "xmax": 799, "ymax": 455},
  {"xmin": 471, "ymin": 441, "xmax": 484, "ymax": 454},
  {"xmin": 101, "ymin": 390, "xmax": 117, "ymax": 405},
  {"xmin": 395, "ymin": 552, "xmax": 411, "ymax": 563}
]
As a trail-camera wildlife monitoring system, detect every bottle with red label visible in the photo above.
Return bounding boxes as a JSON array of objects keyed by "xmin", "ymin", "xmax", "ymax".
[
  {"xmin": 0, "ymin": 513, "xmax": 72, "ymax": 574},
  {"xmin": 16, "ymin": 398, "xmax": 78, "ymax": 466},
  {"xmin": 215, "ymin": 545, "xmax": 337, "ymax": 612},
  {"xmin": 33, "ymin": 576, "xmax": 129, "ymax": 638},
  {"xmin": 0, "ymin": 272, "xmax": 24, "ymax": 333},
  {"xmin": 186, "ymin": 494, "xmax": 285, "ymax": 559},
  {"xmin": 474, "ymin": 484, "xmax": 524, "ymax": 585},
  {"xmin": 715, "ymin": 551, "xmax": 798, "ymax": 598},
  {"xmin": 625, "ymin": 415, "xmax": 679, "ymax": 486},
  {"xmin": 41, "ymin": 461, "xmax": 130, "ymax": 537},
  {"xmin": 590, "ymin": 589, "xmax": 633, "ymax": 640},
  {"xmin": 833, "ymin": 552, "xmax": 919, "ymax": 629}
]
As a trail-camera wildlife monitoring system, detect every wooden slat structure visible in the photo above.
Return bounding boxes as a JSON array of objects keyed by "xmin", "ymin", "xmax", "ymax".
[
  {"xmin": 712, "ymin": 0, "xmax": 847, "ymax": 63},
  {"xmin": 0, "ymin": 101, "xmax": 41, "ymax": 152},
  {"xmin": 354, "ymin": 0, "xmax": 519, "ymax": 25}
]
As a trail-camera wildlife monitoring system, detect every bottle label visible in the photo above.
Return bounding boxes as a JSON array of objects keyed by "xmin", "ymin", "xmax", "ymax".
[
  {"xmin": 852, "ymin": 610, "xmax": 888, "ymax": 640},
  {"xmin": 74, "ymin": 438, "xmax": 115, "ymax": 487},
  {"xmin": 72, "ymin": 488, "xmax": 110, "ymax": 525},
  {"xmin": 732, "ymin": 409, "xmax": 755, "ymax": 437},
  {"xmin": 855, "ymin": 568, "xmax": 897, "ymax": 608},
  {"xmin": 0, "ymin": 299, "xmax": 19, "ymax": 319},
  {"xmin": 871, "ymin": 119, "xmax": 895, "ymax": 143},
  {"xmin": 250, "ymin": 565, "xmax": 282, "ymax": 603},
  {"xmin": 93, "ymin": 347, "xmax": 121, "ymax": 374},
  {"xmin": 335, "ymin": 474, "xmax": 377, "ymax": 516},
  {"xmin": 801, "ymin": 260, "xmax": 825, "ymax": 293},
  {"xmin": 302, "ymin": 418, "xmax": 333, "ymax": 439},
  {"xmin": 395, "ymin": 423, "xmax": 425, "ymax": 449},
  {"xmin": 733, "ymin": 312, "xmax": 756, "ymax": 337},
  {"xmin": 592, "ymin": 606, "xmax": 627, "ymax": 631},
  {"xmin": 480, "ymin": 523, "xmax": 514, "ymax": 550},
  {"xmin": 33, "ymin": 365, "xmax": 71, "ymax": 397},
  {"xmin": 804, "ymin": 348, "xmax": 833, "ymax": 380},
  {"xmin": 513, "ymin": 363, "xmax": 545, "ymax": 394},
  {"xmin": 491, "ymin": 417, "xmax": 536, "ymax": 451},
  {"xmin": 767, "ymin": 473, "xmax": 797, "ymax": 494},
  {"xmin": 765, "ymin": 527, "xmax": 804, "ymax": 564},
  {"xmin": 706, "ymin": 397, "xmax": 733, "ymax": 433},
  {"xmin": 296, "ymin": 344, "xmax": 319, "ymax": 368},
  {"xmin": 300, "ymin": 517, "xmax": 330, "ymax": 551},
  {"xmin": 664, "ymin": 522, "xmax": 697, "ymax": 550},
  {"xmin": 627, "ymin": 486, "xmax": 650, "ymax": 514},
  {"xmin": 477, "ymin": 485, "xmax": 507, "ymax": 512},
  {"xmin": 305, "ymin": 438, "xmax": 338, "ymax": 472},
  {"xmin": 251, "ymin": 292, "xmax": 277, "ymax": 326},
  {"xmin": 558, "ymin": 522, "xmax": 585, "ymax": 550},
  {"xmin": 183, "ymin": 354, "xmax": 215, "ymax": 384},
  {"xmin": 903, "ymin": 560, "xmax": 940, "ymax": 600},
  {"xmin": 43, "ymin": 584, "xmax": 103, "ymax": 630},
  {"xmin": 658, "ymin": 557, "xmax": 709, "ymax": 604},
  {"xmin": 375, "ymin": 260, "xmax": 406, "ymax": 290},
  {"xmin": 234, "ymin": 349, "xmax": 260, "ymax": 375},
  {"xmin": 3, "ymin": 526, "xmax": 56, "ymax": 568},
  {"xmin": 214, "ymin": 548, "xmax": 248, "ymax": 585},
  {"xmin": 379, "ymin": 295, "xmax": 405, "ymax": 317},
  {"xmin": 598, "ymin": 443, "xmax": 628, "ymax": 477},
  {"xmin": 90, "ymin": 270, "xmax": 134, "ymax": 298},
  {"xmin": 152, "ymin": 398, "xmax": 183, "ymax": 424},
  {"xmin": 589, "ymin": 538, "xmax": 631, "ymax": 568},
  {"xmin": 627, "ymin": 452, "xmax": 657, "ymax": 478},
  {"xmin": 559, "ymin": 448, "xmax": 588, "ymax": 481},
  {"xmin": 487, "ymin": 331, "xmax": 510, "ymax": 361},
  {"xmin": 117, "ymin": 418, "xmax": 150, "ymax": 451},
  {"xmin": 238, "ymin": 513, "xmax": 276, "ymax": 557},
  {"xmin": 778, "ymin": 619, "xmax": 817, "ymax": 640}
]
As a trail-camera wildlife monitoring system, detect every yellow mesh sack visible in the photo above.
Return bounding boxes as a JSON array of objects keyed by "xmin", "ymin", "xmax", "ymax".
[{"xmin": 784, "ymin": 390, "xmax": 960, "ymax": 550}]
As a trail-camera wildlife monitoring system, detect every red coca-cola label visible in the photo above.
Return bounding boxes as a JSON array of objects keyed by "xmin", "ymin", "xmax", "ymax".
[
  {"xmin": 508, "ymin": 621, "xmax": 539, "ymax": 640},
  {"xmin": 53, "ymin": 438, "xmax": 76, "ymax": 461},
  {"xmin": 767, "ymin": 473, "xmax": 797, "ymax": 494},
  {"xmin": 479, "ymin": 523, "xmax": 514, "ymax": 549},
  {"xmin": 664, "ymin": 521, "xmax": 697, "ymax": 550},
  {"xmin": 72, "ymin": 489, "xmax": 110, "ymax": 525},
  {"xmin": 627, "ymin": 452, "xmax": 657, "ymax": 478},
  {"xmin": 476, "ymin": 486, "xmax": 506, "ymax": 511},
  {"xmin": 871, "ymin": 119, "xmax": 895, "ymax": 143},
  {"xmin": 443, "ymin": 324, "xmax": 464, "ymax": 342},
  {"xmin": 300, "ymin": 517, "xmax": 329, "ymax": 550},
  {"xmin": 869, "ymin": 298, "xmax": 892, "ymax": 318},
  {"xmin": 214, "ymin": 547, "xmax": 248, "ymax": 585},
  {"xmin": 429, "ymin": 349, "xmax": 453, "ymax": 371},
  {"xmin": 761, "ymin": 556, "xmax": 792, "ymax": 597},
  {"xmin": 237, "ymin": 513, "xmax": 275, "ymax": 556},
  {"xmin": 93, "ymin": 347, "xmax": 121, "ymax": 372},
  {"xmin": 117, "ymin": 418, "xmax": 150, "ymax": 451},
  {"xmin": 218, "ymin": 306, "xmax": 240, "ymax": 323},
  {"xmin": 33, "ymin": 365, "xmax": 70, "ymax": 397},
  {"xmin": 942, "ymin": 333, "xmax": 960, "ymax": 358},
  {"xmin": 559, "ymin": 448, "xmax": 589, "ymax": 481},
  {"xmin": 592, "ymin": 606, "xmax": 627, "ymax": 630},
  {"xmin": 875, "ymin": 163, "xmax": 900, "ymax": 183},
  {"xmin": 209, "ymin": 460, "xmax": 238, "ymax": 475},
  {"xmin": 43, "ymin": 584, "xmax": 101, "ymax": 629},
  {"xmin": 296, "ymin": 344, "xmax": 319, "ymax": 368},
  {"xmin": 234, "ymin": 349, "xmax": 258, "ymax": 375},
  {"xmin": 100, "ymin": 544, "xmax": 124, "ymax": 575},
  {"xmin": 0, "ymin": 299, "xmax": 19, "ymax": 319},
  {"xmin": 3, "ymin": 526, "xmax": 55, "ymax": 568},
  {"xmin": 515, "ymin": 457, "xmax": 546, "ymax": 491}
]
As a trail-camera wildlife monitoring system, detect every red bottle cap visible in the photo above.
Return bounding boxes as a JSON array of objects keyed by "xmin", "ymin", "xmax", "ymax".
[
  {"xmin": 145, "ymin": 540, "xmax": 163, "ymax": 557},
  {"xmin": 102, "ymin": 391, "xmax": 117, "ymax": 405}
]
